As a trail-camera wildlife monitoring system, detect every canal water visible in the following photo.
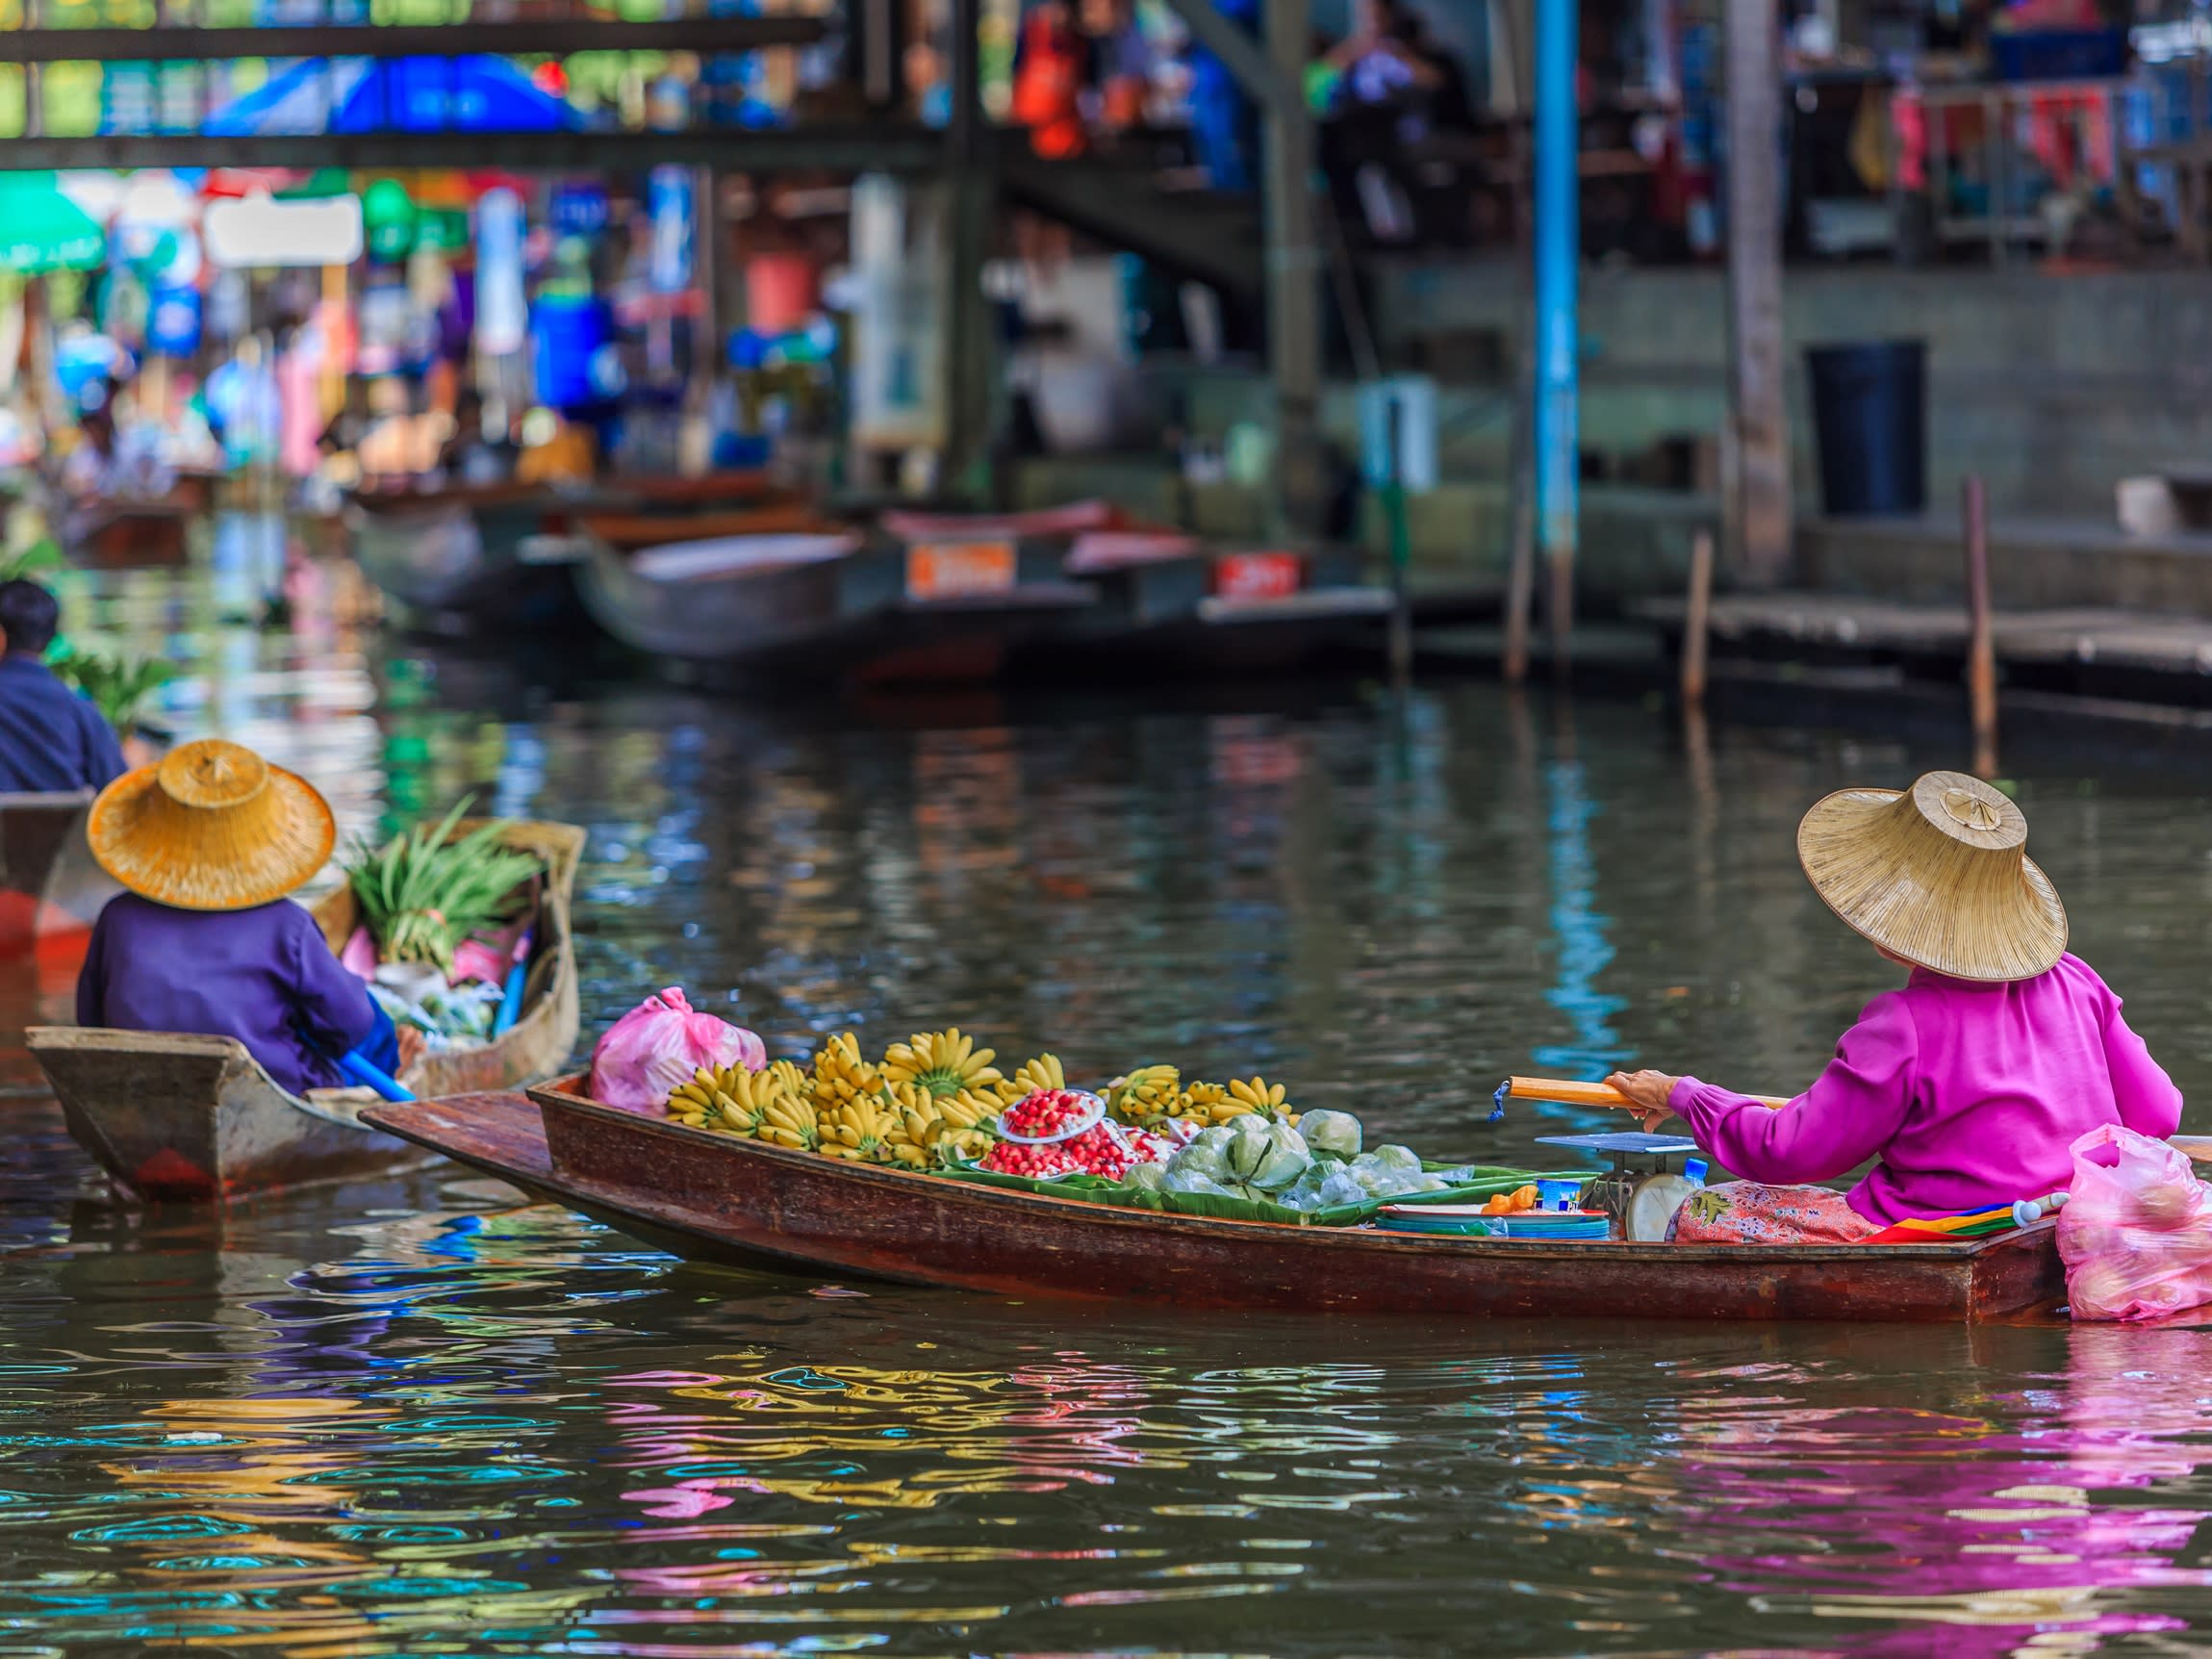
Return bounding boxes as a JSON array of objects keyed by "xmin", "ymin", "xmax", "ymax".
[{"xmin": 5, "ymin": 536, "xmax": 2212, "ymax": 1654}]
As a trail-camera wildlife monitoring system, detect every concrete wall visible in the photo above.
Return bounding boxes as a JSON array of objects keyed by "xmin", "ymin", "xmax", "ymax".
[{"xmin": 1371, "ymin": 260, "xmax": 2212, "ymax": 518}]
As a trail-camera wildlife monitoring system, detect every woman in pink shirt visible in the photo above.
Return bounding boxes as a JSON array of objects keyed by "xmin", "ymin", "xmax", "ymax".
[{"xmin": 1605, "ymin": 770, "xmax": 2183, "ymax": 1243}]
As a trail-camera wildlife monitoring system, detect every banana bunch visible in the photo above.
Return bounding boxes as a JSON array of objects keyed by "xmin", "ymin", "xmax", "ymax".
[
  {"xmin": 758, "ymin": 1092, "xmax": 823, "ymax": 1152},
  {"xmin": 1228, "ymin": 1075, "xmax": 1298, "ymax": 1124},
  {"xmin": 1177, "ymin": 1079, "xmax": 1248, "ymax": 1125},
  {"xmin": 883, "ymin": 1028, "xmax": 1004, "ymax": 1105},
  {"xmin": 821, "ymin": 1094, "xmax": 900, "ymax": 1162},
  {"xmin": 884, "ymin": 1103, "xmax": 995, "ymax": 1171},
  {"xmin": 885, "ymin": 1078, "xmax": 995, "ymax": 1130},
  {"xmin": 998, "ymin": 1052, "xmax": 1067, "ymax": 1103},
  {"xmin": 664, "ymin": 1060, "xmax": 804, "ymax": 1136},
  {"xmin": 810, "ymin": 1032, "xmax": 888, "ymax": 1111},
  {"xmin": 1106, "ymin": 1063, "xmax": 1180, "ymax": 1124}
]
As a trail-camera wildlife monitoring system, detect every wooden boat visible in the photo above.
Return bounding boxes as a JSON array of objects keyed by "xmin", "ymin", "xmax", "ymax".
[
  {"xmin": 360, "ymin": 1083, "xmax": 2068, "ymax": 1323},
  {"xmin": 64, "ymin": 498, "xmax": 192, "ymax": 569},
  {"xmin": 0, "ymin": 791, "xmax": 120, "ymax": 957},
  {"xmin": 575, "ymin": 527, "xmax": 1097, "ymax": 686},
  {"xmin": 29, "ymin": 820, "xmax": 585, "ymax": 1203},
  {"xmin": 347, "ymin": 482, "xmax": 590, "ymax": 636},
  {"xmin": 575, "ymin": 501, "xmax": 830, "ymax": 553}
]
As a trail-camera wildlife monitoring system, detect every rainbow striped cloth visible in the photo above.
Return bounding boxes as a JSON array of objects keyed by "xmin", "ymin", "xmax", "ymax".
[{"xmin": 1861, "ymin": 1204, "xmax": 2025, "ymax": 1244}]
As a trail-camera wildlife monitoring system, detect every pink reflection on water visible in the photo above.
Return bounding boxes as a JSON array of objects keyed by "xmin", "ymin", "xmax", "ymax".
[{"xmin": 1667, "ymin": 1328, "xmax": 2212, "ymax": 1653}]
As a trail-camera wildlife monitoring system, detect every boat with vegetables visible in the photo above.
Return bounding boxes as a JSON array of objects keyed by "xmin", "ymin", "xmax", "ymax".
[
  {"xmin": 361, "ymin": 1024, "xmax": 2065, "ymax": 1322},
  {"xmin": 32, "ymin": 815, "xmax": 583, "ymax": 1202}
]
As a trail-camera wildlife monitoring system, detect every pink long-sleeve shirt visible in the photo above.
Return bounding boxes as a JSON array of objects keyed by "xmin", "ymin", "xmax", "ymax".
[{"xmin": 1667, "ymin": 953, "xmax": 2183, "ymax": 1226}]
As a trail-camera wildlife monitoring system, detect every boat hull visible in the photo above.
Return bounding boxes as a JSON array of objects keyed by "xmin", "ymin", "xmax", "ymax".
[
  {"xmin": 365, "ymin": 1085, "xmax": 2067, "ymax": 1323},
  {"xmin": 31, "ymin": 819, "xmax": 585, "ymax": 1201},
  {"xmin": 348, "ymin": 491, "xmax": 586, "ymax": 635},
  {"xmin": 0, "ymin": 792, "xmax": 120, "ymax": 957}
]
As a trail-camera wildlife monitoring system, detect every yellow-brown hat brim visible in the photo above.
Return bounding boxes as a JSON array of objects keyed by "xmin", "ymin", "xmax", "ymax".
[
  {"xmin": 88, "ymin": 759, "xmax": 335, "ymax": 912},
  {"xmin": 1796, "ymin": 781, "xmax": 2068, "ymax": 983}
]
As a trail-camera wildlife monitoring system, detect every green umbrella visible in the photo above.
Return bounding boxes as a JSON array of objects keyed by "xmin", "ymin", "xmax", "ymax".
[{"xmin": 0, "ymin": 171, "xmax": 106, "ymax": 274}]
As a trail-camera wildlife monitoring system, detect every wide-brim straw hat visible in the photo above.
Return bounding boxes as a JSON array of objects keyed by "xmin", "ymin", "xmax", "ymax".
[
  {"xmin": 88, "ymin": 738, "xmax": 335, "ymax": 912},
  {"xmin": 1796, "ymin": 770, "xmax": 2067, "ymax": 983}
]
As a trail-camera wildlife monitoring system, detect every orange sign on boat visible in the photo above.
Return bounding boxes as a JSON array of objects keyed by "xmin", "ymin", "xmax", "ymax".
[
  {"xmin": 905, "ymin": 541, "xmax": 1017, "ymax": 601},
  {"xmin": 1214, "ymin": 550, "xmax": 1303, "ymax": 601}
]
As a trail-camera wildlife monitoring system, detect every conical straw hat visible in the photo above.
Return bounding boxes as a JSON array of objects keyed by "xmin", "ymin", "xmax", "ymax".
[
  {"xmin": 88, "ymin": 739, "xmax": 335, "ymax": 912},
  {"xmin": 1796, "ymin": 770, "xmax": 2067, "ymax": 983}
]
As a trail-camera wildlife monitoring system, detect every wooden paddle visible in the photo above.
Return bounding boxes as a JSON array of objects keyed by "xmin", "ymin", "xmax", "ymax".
[
  {"xmin": 1497, "ymin": 1076, "xmax": 1793, "ymax": 1112},
  {"xmin": 2171, "ymin": 1136, "xmax": 2212, "ymax": 1164}
]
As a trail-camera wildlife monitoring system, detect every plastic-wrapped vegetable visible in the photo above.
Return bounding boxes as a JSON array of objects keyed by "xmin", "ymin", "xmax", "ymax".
[
  {"xmin": 1168, "ymin": 1132, "xmax": 1233, "ymax": 1183},
  {"xmin": 1298, "ymin": 1110, "xmax": 1362, "ymax": 1161},
  {"xmin": 1163, "ymin": 1166, "xmax": 1232, "ymax": 1196},
  {"xmin": 1368, "ymin": 1144, "xmax": 1422, "ymax": 1173},
  {"xmin": 1126, "ymin": 1161, "xmax": 1169, "ymax": 1191},
  {"xmin": 1222, "ymin": 1115, "xmax": 1311, "ymax": 1190},
  {"xmin": 1317, "ymin": 1167, "xmax": 1371, "ymax": 1209}
]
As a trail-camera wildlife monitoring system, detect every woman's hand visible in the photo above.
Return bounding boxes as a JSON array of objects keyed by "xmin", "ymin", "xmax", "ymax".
[
  {"xmin": 396, "ymin": 1024, "xmax": 427, "ymax": 1075},
  {"xmin": 1604, "ymin": 1069, "xmax": 1681, "ymax": 1134}
]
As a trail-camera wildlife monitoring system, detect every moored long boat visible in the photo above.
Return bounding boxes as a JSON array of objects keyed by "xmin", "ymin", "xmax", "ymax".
[
  {"xmin": 31, "ymin": 820, "xmax": 585, "ymax": 1202},
  {"xmin": 360, "ymin": 1082, "xmax": 2068, "ymax": 1323},
  {"xmin": 574, "ymin": 525, "xmax": 1096, "ymax": 685},
  {"xmin": 347, "ymin": 482, "xmax": 590, "ymax": 634}
]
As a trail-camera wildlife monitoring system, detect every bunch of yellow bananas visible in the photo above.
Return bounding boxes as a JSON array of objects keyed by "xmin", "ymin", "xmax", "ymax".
[
  {"xmin": 1176, "ymin": 1080, "xmax": 1248, "ymax": 1125},
  {"xmin": 883, "ymin": 1103, "xmax": 996, "ymax": 1171},
  {"xmin": 883, "ymin": 1028, "xmax": 1004, "ymax": 1105},
  {"xmin": 664, "ymin": 1060, "xmax": 808, "ymax": 1136},
  {"xmin": 820, "ymin": 1094, "xmax": 900, "ymax": 1162},
  {"xmin": 1106, "ymin": 1063, "xmax": 1180, "ymax": 1123},
  {"xmin": 1228, "ymin": 1076, "xmax": 1292, "ymax": 1118},
  {"xmin": 810, "ymin": 1032, "xmax": 887, "ymax": 1111},
  {"xmin": 758, "ymin": 1092, "xmax": 823, "ymax": 1152}
]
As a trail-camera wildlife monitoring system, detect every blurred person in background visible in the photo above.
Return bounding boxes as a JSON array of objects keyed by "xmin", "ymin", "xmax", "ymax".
[
  {"xmin": 0, "ymin": 578, "xmax": 125, "ymax": 795},
  {"xmin": 1013, "ymin": 0, "xmax": 1091, "ymax": 158}
]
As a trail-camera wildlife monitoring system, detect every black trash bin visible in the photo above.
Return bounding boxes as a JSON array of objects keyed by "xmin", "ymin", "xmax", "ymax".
[{"xmin": 1805, "ymin": 340, "xmax": 1926, "ymax": 517}]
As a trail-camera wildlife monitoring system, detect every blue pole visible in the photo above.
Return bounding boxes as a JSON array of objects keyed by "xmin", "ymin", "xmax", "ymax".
[{"xmin": 1534, "ymin": 0, "xmax": 1579, "ymax": 661}]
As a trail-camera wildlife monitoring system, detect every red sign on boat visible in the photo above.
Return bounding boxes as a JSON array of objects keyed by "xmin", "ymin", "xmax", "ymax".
[
  {"xmin": 906, "ymin": 541, "xmax": 1017, "ymax": 601},
  {"xmin": 1213, "ymin": 551, "xmax": 1303, "ymax": 601}
]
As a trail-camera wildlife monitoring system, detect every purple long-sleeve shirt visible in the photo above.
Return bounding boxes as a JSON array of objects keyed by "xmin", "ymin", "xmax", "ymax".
[
  {"xmin": 1668, "ymin": 953, "xmax": 2183, "ymax": 1226},
  {"xmin": 76, "ymin": 893, "xmax": 379, "ymax": 1095}
]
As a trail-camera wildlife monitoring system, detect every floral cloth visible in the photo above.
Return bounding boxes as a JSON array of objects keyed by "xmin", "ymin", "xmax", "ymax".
[{"xmin": 1669, "ymin": 1181, "xmax": 1880, "ymax": 1245}]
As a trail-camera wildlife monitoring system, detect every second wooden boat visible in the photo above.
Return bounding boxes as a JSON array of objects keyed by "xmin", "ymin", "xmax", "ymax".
[
  {"xmin": 361, "ymin": 1084, "xmax": 2067, "ymax": 1324},
  {"xmin": 347, "ymin": 482, "xmax": 589, "ymax": 635},
  {"xmin": 30, "ymin": 819, "xmax": 585, "ymax": 1202},
  {"xmin": 0, "ymin": 791, "xmax": 120, "ymax": 957}
]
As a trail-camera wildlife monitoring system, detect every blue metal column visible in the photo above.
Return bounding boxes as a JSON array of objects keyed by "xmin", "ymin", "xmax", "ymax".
[{"xmin": 1533, "ymin": 0, "xmax": 1579, "ymax": 664}]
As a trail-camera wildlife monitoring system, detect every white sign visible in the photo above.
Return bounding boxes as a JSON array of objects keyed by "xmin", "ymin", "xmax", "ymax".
[{"xmin": 204, "ymin": 194, "xmax": 364, "ymax": 268}]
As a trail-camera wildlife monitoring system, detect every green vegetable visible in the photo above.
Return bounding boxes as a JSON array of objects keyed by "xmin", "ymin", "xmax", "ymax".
[
  {"xmin": 343, "ymin": 798, "xmax": 542, "ymax": 973},
  {"xmin": 1221, "ymin": 1114, "xmax": 1310, "ymax": 1191},
  {"xmin": 0, "ymin": 539, "xmax": 64, "ymax": 584},
  {"xmin": 46, "ymin": 646, "xmax": 176, "ymax": 730}
]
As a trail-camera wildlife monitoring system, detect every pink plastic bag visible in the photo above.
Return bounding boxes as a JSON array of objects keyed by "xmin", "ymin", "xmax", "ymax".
[
  {"xmin": 2056, "ymin": 1123, "xmax": 2212, "ymax": 1322},
  {"xmin": 588, "ymin": 987, "xmax": 766, "ymax": 1115}
]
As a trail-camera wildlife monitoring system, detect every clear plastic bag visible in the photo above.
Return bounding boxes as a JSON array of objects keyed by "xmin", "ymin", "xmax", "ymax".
[
  {"xmin": 2056, "ymin": 1123, "xmax": 2212, "ymax": 1323},
  {"xmin": 587, "ymin": 987, "xmax": 766, "ymax": 1114}
]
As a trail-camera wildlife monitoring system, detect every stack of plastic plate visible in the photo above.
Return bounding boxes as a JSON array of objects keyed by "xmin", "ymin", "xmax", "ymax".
[
  {"xmin": 1375, "ymin": 1205, "xmax": 1498, "ymax": 1238},
  {"xmin": 1487, "ymin": 1210, "xmax": 1612, "ymax": 1241}
]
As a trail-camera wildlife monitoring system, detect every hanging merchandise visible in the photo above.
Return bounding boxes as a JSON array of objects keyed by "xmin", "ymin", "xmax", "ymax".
[
  {"xmin": 531, "ymin": 293, "xmax": 608, "ymax": 411},
  {"xmin": 550, "ymin": 182, "xmax": 609, "ymax": 239},
  {"xmin": 473, "ymin": 187, "xmax": 527, "ymax": 358},
  {"xmin": 146, "ymin": 286, "xmax": 202, "ymax": 358},
  {"xmin": 647, "ymin": 165, "xmax": 695, "ymax": 295},
  {"xmin": 362, "ymin": 177, "xmax": 419, "ymax": 265}
]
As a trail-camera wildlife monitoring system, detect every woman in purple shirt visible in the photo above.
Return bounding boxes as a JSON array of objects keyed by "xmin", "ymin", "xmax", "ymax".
[
  {"xmin": 75, "ymin": 738, "xmax": 414, "ymax": 1096},
  {"xmin": 1606, "ymin": 770, "xmax": 2183, "ymax": 1243}
]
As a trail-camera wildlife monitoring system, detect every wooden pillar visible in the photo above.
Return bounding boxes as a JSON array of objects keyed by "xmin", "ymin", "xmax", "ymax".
[
  {"xmin": 1262, "ymin": 0, "xmax": 1324, "ymax": 537},
  {"xmin": 941, "ymin": 0, "xmax": 997, "ymax": 498},
  {"xmin": 1724, "ymin": 0, "xmax": 1792, "ymax": 586}
]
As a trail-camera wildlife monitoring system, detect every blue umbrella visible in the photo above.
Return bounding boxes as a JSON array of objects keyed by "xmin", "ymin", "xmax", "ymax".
[{"xmin": 205, "ymin": 56, "xmax": 579, "ymax": 137}]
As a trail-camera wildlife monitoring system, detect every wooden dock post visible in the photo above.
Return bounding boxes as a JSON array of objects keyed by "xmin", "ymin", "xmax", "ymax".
[
  {"xmin": 1502, "ymin": 387, "xmax": 1536, "ymax": 683},
  {"xmin": 1961, "ymin": 474, "xmax": 1998, "ymax": 778},
  {"xmin": 1724, "ymin": 0, "xmax": 1792, "ymax": 587},
  {"xmin": 1681, "ymin": 527, "xmax": 1715, "ymax": 703}
]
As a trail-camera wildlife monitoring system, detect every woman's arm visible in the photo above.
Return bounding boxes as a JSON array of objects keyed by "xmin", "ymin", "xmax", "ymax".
[
  {"xmin": 1667, "ymin": 993, "xmax": 1920, "ymax": 1185},
  {"xmin": 2104, "ymin": 995, "xmax": 2183, "ymax": 1139},
  {"xmin": 285, "ymin": 905, "xmax": 381, "ymax": 1056}
]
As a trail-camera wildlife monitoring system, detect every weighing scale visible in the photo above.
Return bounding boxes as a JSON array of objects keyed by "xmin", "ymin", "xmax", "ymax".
[{"xmin": 1536, "ymin": 1132, "xmax": 1709, "ymax": 1241}]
